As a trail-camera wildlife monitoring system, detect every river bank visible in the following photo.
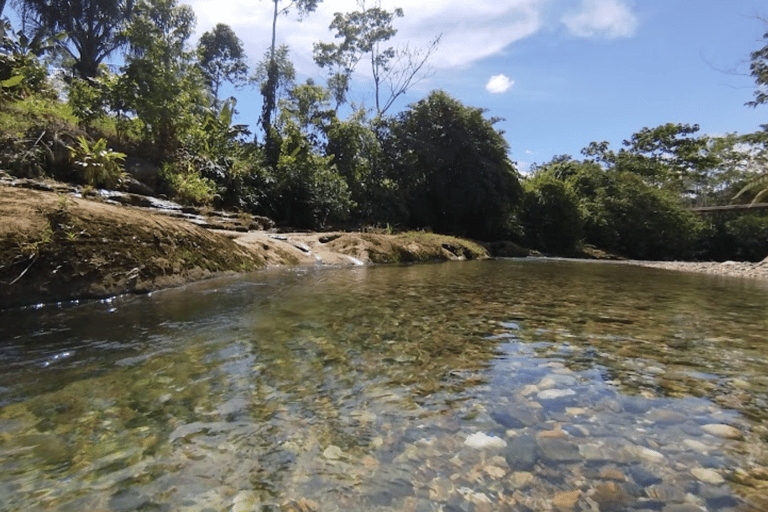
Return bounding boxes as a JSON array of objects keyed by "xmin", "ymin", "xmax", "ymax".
[
  {"xmin": 2, "ymin": 179, "xmax": 766, "ymax": 310},
  {"xmin": 621, "ymin": 258, "xmax": 768, "ymax": 282},
  {"xmin": 0, "ymin": 183, "xmax": 488, "ymax": 309}
]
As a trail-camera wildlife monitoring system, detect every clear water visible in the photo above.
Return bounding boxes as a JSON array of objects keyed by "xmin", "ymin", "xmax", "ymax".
[{"xmin": 1, "ymin": 259, "xmax": 768, "ymax": 511}]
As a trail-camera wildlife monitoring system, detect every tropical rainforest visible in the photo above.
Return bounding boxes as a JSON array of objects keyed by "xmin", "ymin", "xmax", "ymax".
[{"xmin": 1, "ymin": 0, "xmax": 768, "ymax": 261}]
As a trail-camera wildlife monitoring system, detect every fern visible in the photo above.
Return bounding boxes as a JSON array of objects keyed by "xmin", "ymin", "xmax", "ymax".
[{"xmin": 68, "ymin": 136, "xmax": 126, "ymax": 188}]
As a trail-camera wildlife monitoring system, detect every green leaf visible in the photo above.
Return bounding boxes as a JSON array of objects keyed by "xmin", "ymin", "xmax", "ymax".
[
  {"xmin": 1, "ymin": 75, "xmax": 24, "ymax": 88},
  {"xmin": 734, "ymin": 172, "xmax": 768, "ymax": 201}
]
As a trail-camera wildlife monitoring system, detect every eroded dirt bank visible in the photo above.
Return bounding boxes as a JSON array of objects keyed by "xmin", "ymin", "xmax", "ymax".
[{"xmin": 0, "ymin": 184, "xmax": 488, "ymax": 309}]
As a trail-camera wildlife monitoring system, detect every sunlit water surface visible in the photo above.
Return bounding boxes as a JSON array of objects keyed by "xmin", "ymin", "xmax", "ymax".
[{"xmin": 1, "ymin": 259, "xmax": 768, "ymax": 511}]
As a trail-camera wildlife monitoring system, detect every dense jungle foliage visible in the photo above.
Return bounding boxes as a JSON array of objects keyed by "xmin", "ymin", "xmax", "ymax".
[{"xmin": 1, "ymin": 0, "xmax": 768, "ymax": 260}]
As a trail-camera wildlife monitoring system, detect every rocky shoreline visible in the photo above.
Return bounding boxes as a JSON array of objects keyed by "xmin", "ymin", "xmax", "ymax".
[{"xmin": 621, "ymin": 258, "xmax": 768, "ymax": 282}]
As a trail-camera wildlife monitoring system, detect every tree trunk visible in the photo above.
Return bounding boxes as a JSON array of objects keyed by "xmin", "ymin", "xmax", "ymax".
[{"xmin": 261, "ymin": 0, "xmax": 280, "ymax": 164}]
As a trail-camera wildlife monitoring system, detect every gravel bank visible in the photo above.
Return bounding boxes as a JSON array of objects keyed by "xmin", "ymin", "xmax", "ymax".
[{"xmin": 622, "ymin": 257, "xmax": 768, "ymax": 281}]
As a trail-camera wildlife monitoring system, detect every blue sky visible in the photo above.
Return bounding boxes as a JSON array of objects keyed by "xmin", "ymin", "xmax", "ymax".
[{"xmin": 186, "ymin": 0, "xmax": 767, "ymax": 170}]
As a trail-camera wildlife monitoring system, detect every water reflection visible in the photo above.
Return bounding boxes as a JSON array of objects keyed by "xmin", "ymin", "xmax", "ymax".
[{"xmin": 1, "ymin": 259, "xmax": 768, "ymax": 510}]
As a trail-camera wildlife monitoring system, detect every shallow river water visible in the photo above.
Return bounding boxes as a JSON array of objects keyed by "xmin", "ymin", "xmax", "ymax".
[{"xmin": 1, "ymin": 259, "xmax": 768, "ymax": 512}]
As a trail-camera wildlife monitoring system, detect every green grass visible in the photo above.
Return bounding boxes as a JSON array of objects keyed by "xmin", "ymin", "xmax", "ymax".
[
  {"xmin": 0, "ymin": 95, "xmax": 79, "ymax": 138},
  {"xmin": 397, "ymin": 231, "xmax": 488, "ymax": 259}
]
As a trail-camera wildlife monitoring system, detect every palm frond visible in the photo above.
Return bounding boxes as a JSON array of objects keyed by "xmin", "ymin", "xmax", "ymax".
[{"xmin": 734, "ymin": 172, "xmax": 768, "ymax": 204}]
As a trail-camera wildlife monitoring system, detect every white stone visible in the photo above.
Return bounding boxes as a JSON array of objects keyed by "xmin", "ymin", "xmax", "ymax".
[
  {"xmin": 509, "ymin": 471, "xmax": 535, "ymax": 488},
  {"xmin": 232, "ymin": 491, "xmax": 259, "ymax": 512},
  {"xmin": 702, "ymin": 423, "xmax": 743, "ymax": 439},
  {"xmin": 323, "ymin": 445, "xmax": 344, "ymax": 460},
  {"xmin": 464, "ymin": 432, "xmax": 507, "ymax": 449},
  {"xmin": 691, "ymin": 467, "xmax": 725, "ymax": 485},
  {"xmin": 683, "ymin": 439, "xmax": 710, "ymax": 453},
  {"xmin": 623, "ymin": 444, "xmax": 665, "ymax": 462},
  {"xmin": 537, "ymin": 389, "xmax": 576, "ymax": 400},
  {"xmin": 538, "ymin": 377, "xmax": 558, "ymax": 390}
]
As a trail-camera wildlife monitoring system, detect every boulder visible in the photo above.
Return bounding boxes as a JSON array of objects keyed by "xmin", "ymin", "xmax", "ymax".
[
  {"xmin": 124, "ymin": 156, "xmax": 160, "ymax": 192},
  {"xmin": 488, "ymin": 241, "xmax": 529, "ymax": 257}
]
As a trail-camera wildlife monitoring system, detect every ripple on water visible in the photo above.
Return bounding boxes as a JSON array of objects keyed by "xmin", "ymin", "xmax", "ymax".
[{"xmin": 1, "ymin": 260, "xmax": 768, "ymax": 511}]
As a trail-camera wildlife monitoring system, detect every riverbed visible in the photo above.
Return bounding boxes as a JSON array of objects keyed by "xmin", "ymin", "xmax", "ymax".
[{"xmin": 1, "ymin": 259, "xmax": 767, "ymax": 511}]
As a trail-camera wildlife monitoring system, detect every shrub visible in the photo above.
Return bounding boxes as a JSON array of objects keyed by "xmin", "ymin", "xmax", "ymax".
[
  {"xmin": 68, "ymin": 136, "xmax": 126, "ymax": 188},
  {"xmin": 270, "ymin": 120, "xmax": 352, "ymax": 228},
  {"xmin": 698, "ymin": 212, "xmax": 768, "ymax": 262},
  {"xmin": 531, "ymin": 158, "xmax": 705, "ymax": 259},
  {"xmin": 521, "ymin": 173, "xmax": 583, "ymax": 253},
  {"xmin": 579, "ymin": 171, "xmax": 704, "ymax": 260},
  {"xmin": 159, "ymin": 160, "xmax": 217, "ymax": 206}
]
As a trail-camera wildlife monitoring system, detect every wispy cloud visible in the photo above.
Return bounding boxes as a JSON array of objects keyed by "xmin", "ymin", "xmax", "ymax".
[
  {"xmin": 486, "ymin": 74, "xmax": 515, "ymax": 94},
  {"xmin": 187, "ymin": 0, "xmax": 640, "ymax": 77},
  {"xmin": 561, "ymin": 0, "xmax": 638, "ymax": 39},
  {"xmin": 188, "ymin": 0, "xmax": 545, "ymax": 73}
]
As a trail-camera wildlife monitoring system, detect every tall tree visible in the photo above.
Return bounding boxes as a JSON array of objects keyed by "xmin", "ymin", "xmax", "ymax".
[
  {"xmin": 731, "ymin": 17, "xmax": 768, "ymax": 203},
  {"xmin": 251, "ymin": 44, "xmax": 295, "ymax": 125},
  {"xmin": 313, "ymin": 0, "xmax": 440, "ymax": 115},
  {"xmin": 383, "ymin": 90, "xmax": 522, "ymax": 239},
  {"xmin": 120, "ymin": 0, "xmax": 206, "ymax": 154},
  {"xmin": 15, "ymin": 0, "xmax": 133, "ymax": 78},
  {"xmin": 746, "ymin": 17, "xmax": 768, "ymax": 112},
  {"xmin": 260, "ymin": 0, "xmax": 320, "ymax": 162},
  {"xmin": 582, "ymin": 123, "xmax": 718, "ymax": 203},
  {"xmin": 197, "ymin": 23, "xmax": 248, "ymax": 107}
]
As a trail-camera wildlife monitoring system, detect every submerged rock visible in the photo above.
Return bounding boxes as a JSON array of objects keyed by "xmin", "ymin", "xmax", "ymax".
[
  {"xmin": 691, "ymin": 467, "xmax": 725, "ymax": 485},
  {"xmin": 537, "ymin": 436, "xmax": 581, "ymax": 462},
  {"xmin": 701, "ymin": 423, "xmax": 743, "ymax": 440},
  {"xmin": 464, "ymin": 432, "xmax": 507, "ymax": 449},
  {"xmin": 504, "ymin": 434, "xmax": 537, "ymax": 470}
]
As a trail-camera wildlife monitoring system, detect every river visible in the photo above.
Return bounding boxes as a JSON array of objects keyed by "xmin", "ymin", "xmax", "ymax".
[{"xmin": 1, "ymin": 259, "xmax": 767, "ymax": 511}]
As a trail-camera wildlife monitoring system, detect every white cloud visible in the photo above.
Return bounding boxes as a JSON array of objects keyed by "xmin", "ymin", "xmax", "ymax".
[
  {"xmin": 187, "ymin": 0, "xmax": 546, "ymax": 74},
  {"xmin": 486, "ymin": 74, "xmax": 515, "ymax": 93},
  {"xmin": 561, "ymin": 0, "xmax": 638, "ymax": 39},
  {"xmin": 186, "ymin": 0, "xmax": 641, "ymax": 83}
]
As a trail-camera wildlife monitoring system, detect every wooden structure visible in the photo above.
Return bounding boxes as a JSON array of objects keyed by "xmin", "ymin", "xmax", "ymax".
[{"xmin": 691, "ymin": 203, "xmax": 768, "ymax": 214}]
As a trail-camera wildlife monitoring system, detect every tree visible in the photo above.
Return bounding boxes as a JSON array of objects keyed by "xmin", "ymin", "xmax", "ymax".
[
  {"xmin": 251, "ymin": 44, "xmax": 295, "ymax": 126},
  {"xmin": 277, "ymin": 79, "xmax": 334, "ymax": 146},
  {"xmin": 325, "ymin": 108, "xmax": 388, "ymax": 222},
  {"xmin": 582, "ymin": 123, "xmax": 718, "ymax": 204},
  {"xmin": 14, "ymin": 0, "xmax": 133, "ymax": 78},
  {"xmin": 120, "ymin": 0, "xmax": 207, "ymax": 155},
  {"xmin": 260, "ymin": 0, "xmax": 321, "ymax": 160},
  {"xmin": 704, "ymin": 131, "xmax": 768, "ymax": 204},
  {"xmin": 313, "ymin": 0, "xmax": 440, "ymax": 115},
  {"xmin": 269, "ymin": 87, "xmax": 351, "ymax": 228},
  {"xmin": 536, "ymin": 158, "xmax": 703, "ymax": 259},
  {"xmin": 746, "ymin": 17, "xmax": 768, "ymax": 111},
  {"xmin": 521, "ymin": 169, "xmax": 583, "ymax": 254},
  {"xmin": 383, "ymin": 90, "xmax": 522, "ymax": 239},
  {"xmin": 732, "ymin": 18, "xmax": 768, "ymax": 203},
  {"xmin": 1, "ymin": 18, "xmax": 62, "ymax": 98},
  {"xmin": 197, "ymin": 23, "xmax": 248, "ymax": 107}
]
